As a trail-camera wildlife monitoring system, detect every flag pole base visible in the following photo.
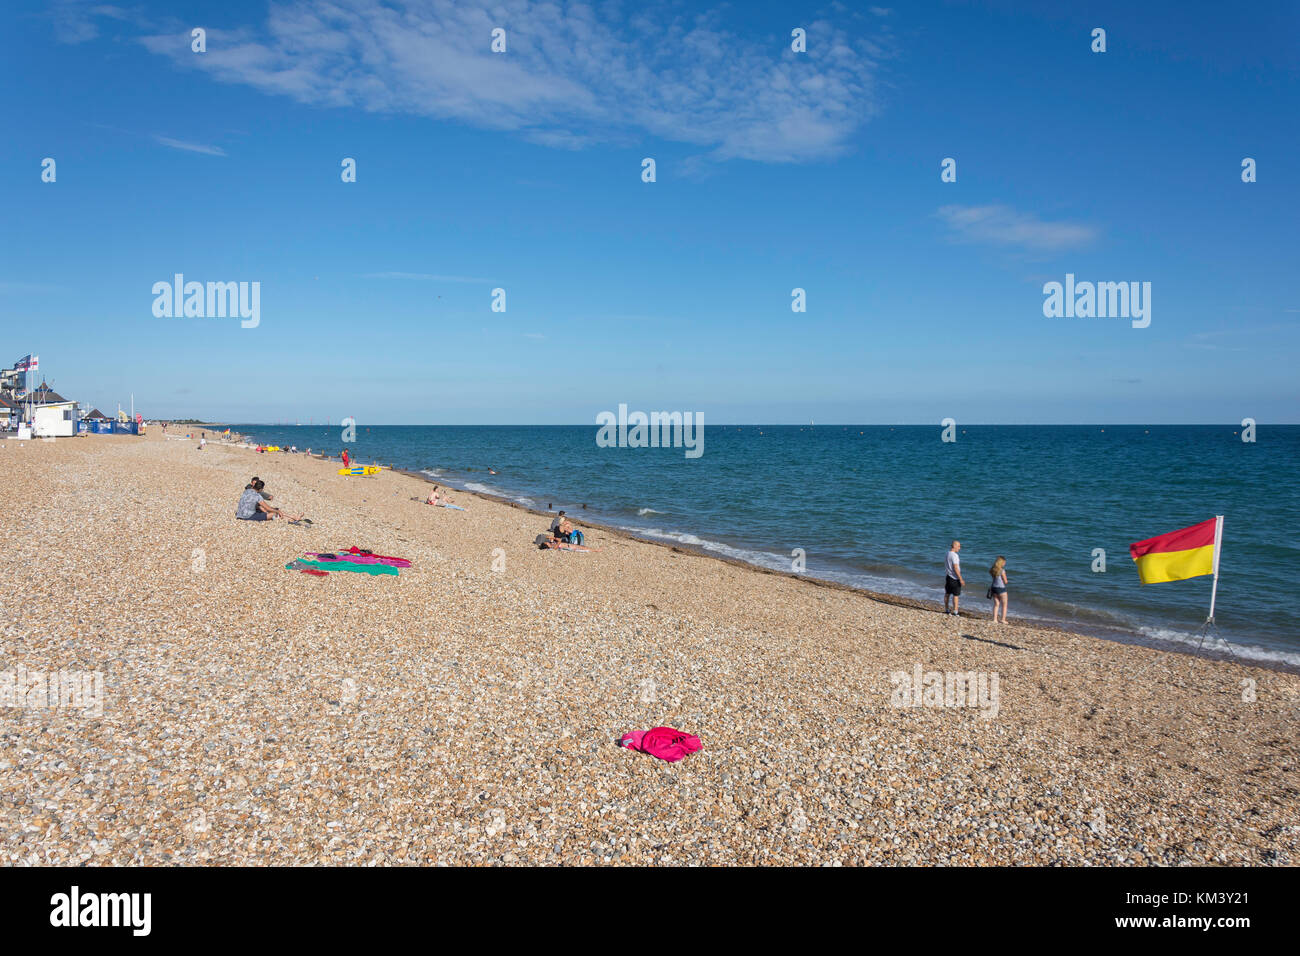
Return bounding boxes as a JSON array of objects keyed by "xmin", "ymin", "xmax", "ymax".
[{"xmin": 1192, "ymin": 616, "xmax": 1238, "ymax": 663}]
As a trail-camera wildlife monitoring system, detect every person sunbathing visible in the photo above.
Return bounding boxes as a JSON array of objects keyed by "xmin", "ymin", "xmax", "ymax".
[
  {"xmin": 417, "ymin": 485, "xmax": 463, "ymax": 509},
  {"xmin": 558, "ymin": 517, "xmax": 584, "ymax": 546}
]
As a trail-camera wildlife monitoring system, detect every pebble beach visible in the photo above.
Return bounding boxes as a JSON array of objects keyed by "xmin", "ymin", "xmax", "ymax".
[{"xmin": 2, "ymin": 429, "xmax": 1298, "ymax": 866}]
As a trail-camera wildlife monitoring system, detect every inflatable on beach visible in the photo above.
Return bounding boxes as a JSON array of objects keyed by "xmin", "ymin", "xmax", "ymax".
[{"xmin": 338, "ymin": 465, "xmax": 382, "ymax": 476}]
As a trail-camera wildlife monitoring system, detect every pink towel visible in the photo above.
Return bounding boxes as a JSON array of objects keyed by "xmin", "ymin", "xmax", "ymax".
[{"xmin": 620, "ymin": 727, "xmax": 702, "ymax": 763}]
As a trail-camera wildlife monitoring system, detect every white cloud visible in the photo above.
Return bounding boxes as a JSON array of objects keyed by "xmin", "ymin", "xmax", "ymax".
[
  {"xmin": 154, "ymin": 135, "xmax": 227, "ymax": 156},
  {"xmin": 936, "ymin": 204, "xmax": 1097, "ymax": 252},
  {"xmin": 137, "ymin": 1, "xmax": 890, "ymax": 164}
]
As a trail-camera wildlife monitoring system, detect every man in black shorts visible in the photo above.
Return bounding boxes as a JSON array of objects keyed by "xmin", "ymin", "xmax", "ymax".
[{"xmin": 944, "ymin": 540, "xmax": 964, "ymax": 615}]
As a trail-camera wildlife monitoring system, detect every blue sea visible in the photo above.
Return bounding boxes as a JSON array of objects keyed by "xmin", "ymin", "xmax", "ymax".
[{"xmin": 231, "ymin": 424, "xmax": 1300, "ymax": 668}]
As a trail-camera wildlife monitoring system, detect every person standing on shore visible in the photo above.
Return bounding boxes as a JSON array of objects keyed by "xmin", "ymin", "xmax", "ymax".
[
  {"xmin": 988, "ymin": 556, "xmax": 1009, "ymax": 624},
  {"xmin": 944, "ymin": 540, "xmax": 964, "ymax": 615},
  {"xmin": 341, "ymin": 448, "xmax": 350, "ymax": 468}
]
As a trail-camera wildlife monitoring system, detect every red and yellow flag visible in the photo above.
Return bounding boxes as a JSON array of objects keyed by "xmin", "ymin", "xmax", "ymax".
[{"xmin": 1129, "ymin": 517, "xmax": 1219, "ymax": 585}]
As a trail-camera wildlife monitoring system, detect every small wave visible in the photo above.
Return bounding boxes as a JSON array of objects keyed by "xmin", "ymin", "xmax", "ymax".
[
  {"xmin": 420, "ymin": 468, "xmax": 444, "ymax": 478},
  {"xmin": 637, "ymin": 508, "xmax": 664, "ymax": 516},
  {"xmin": 461, "ymin": 481, "xmax": 539, "ymax": 510},
  {"xmin": 1137, "ymin": 626, "xmax": 1300, "ymax": 668},
  {"xmin": 630, "ymin": 526, "xmax": 790, "ymax": 570}
]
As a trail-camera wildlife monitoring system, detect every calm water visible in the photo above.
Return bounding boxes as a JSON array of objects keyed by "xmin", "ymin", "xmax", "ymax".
[{"xmin": 232, "ymin": 424, "xmax": 1300, "ymax": 667}]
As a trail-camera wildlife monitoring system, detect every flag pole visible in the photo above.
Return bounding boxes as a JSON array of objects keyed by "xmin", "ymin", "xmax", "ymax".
[{"xmin": 1206, "ymin": 515, "xmax": 1224, "ymax": 623}]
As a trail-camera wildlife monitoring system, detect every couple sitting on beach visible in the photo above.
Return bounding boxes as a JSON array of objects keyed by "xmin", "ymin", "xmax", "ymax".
[
  {"xmin": 548, "ymin": 511, "xmax": 584, "ymax": 546},
  {"xmin": 236, "ymin": 477, "xmax": 308, "ymax": 523},
  {"xmin": 943, "ymin": 540, "xmax": 1010, "ymax": 623}
]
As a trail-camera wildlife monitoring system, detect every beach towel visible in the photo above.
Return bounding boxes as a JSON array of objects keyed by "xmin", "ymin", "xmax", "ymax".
[
  {"xmin": 620, "ymin": 727, "xmax": 702, "ymax": 763},
  {"xmin": 345, "ymin": 546, "xmax": 410, "ymax": 563},
  {"xmin": 305, "ymin": 551, "xmax": 411, "ymax": 568},
  {"xmin": 285, "ymin": 560, "xmax": 329, "ymax": 577},
  {"xmin": 286, "ymin": 558, "xmax": 398, "ymax": 576}
]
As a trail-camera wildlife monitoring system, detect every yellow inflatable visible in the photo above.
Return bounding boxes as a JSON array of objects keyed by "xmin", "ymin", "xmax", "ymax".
[{"xmin": 338, "ymin": 466, "xmax": 382, "ymax": 476}]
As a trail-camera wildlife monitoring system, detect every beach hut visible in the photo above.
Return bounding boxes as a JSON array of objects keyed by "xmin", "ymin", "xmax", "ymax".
[
  {"xmin": 33, "ymin": 401, "xmax": 78, "ymax": 437},
  {"xmin": 0, "ymin": 395, "xmax": 16, "ymax": 431},
  {"xmin": 27, "ymin": 383, "xmax": 79, "ymax": 437}
]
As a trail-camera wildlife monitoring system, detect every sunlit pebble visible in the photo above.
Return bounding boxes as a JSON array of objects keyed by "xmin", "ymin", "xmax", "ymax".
[{"xmin": 7, "ymin": 428, "xmax": 1289, "ymax": 866}]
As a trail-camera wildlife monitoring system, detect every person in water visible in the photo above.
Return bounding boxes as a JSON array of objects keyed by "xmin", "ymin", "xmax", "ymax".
[{"xmin": 988, "ymin": 556, "xmax": 1009, "ymax": 624}]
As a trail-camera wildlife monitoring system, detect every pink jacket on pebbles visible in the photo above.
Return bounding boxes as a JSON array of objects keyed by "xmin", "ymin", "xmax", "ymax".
[{"xmin": 620, "ymin": 727, "xmax": 702, "ymax": 762}]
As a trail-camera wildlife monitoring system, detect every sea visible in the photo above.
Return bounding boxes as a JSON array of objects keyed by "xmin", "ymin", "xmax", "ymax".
[{"xmin": 230, "ymin": 423, "xmax": 1300, "ymax": 669}]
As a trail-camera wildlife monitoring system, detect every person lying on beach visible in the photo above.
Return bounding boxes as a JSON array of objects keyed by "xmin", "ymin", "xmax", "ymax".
[
  {"xmin": 535, "ymin": 532, "xmax": 596, "ymax": 552},
  {"xmin": 236, "ymin": 483, "xmax": 303, "ymax": 522}
]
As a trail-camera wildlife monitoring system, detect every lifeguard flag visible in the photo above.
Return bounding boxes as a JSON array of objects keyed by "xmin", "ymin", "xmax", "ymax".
[{"xmin": 1129, "ymin": 517, "xmax": 1219, "ymax": 585}]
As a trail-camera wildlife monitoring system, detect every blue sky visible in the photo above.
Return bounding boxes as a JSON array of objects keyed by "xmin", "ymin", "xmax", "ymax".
[{"xmin": 2, "ymin": 0, "xmax": 1297, "ymax": 424}]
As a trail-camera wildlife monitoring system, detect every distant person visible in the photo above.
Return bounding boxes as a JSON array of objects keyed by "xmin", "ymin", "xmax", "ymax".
[
  {"xmin": 198, "ymin": 437, "xmax": 206, "ymax": 450},
  {"xmin": 944, "ymin": 540, "xmax": 964, "ymax": 615},
  {"xmin": 988, "ymin": 556, "xmax": 1009, "ymax": 624},
  {"xmin": 341, "ymin": 448, "xmax": 350, "ymax": 468}
]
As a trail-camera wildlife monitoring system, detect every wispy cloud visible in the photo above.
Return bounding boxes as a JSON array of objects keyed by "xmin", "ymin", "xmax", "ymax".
[
  {"xmin": 51, "ymin": 1, "xmax": 131, "ymax": 44},
  {"xmin": 936, "ymin": 204, "xmax": 1098, "ymax": 252},
  {"xmin": 361, "ymin": 272, "xmax": 493, "ymax": 283},
  {"xmin": 138, "ymin": 1, "xmax": 892, "ymax": 164},
  {"xmin": 154, "ymin": 135, "xmax": 227, "ymax": 156}
]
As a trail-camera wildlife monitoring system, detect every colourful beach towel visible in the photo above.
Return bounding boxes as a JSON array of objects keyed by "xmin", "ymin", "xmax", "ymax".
[
  {"xmin": 286, "ymin": 558, "xmax": 398, "ymax": 576},
  {"xmin": 305, "ymin": 551, "xmax": 411, "ymax": 568},
  {"xmin": 620, "ymin": 727, "xmax": 702, "ymax": 763},
  {"xmin": 345, "ymin": 546, "xmax": 411, "ymax": 566}
]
